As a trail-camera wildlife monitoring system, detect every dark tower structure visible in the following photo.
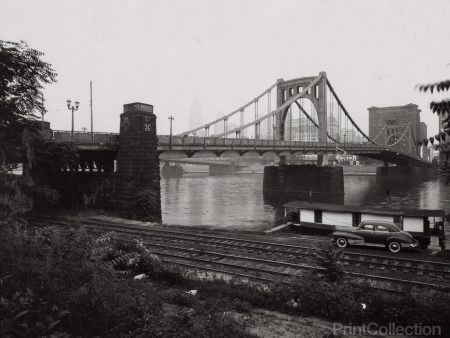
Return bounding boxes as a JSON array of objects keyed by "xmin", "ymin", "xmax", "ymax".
[{"xmin": 116, "ymin": 102, "xmax": 161, "ymax": 221}]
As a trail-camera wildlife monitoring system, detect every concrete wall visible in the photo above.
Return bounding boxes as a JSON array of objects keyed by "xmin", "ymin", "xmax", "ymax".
[
  {"xmin": 45, "ymin": 172, "xmax": 117, "ymax": 209},
  {"xmin": 403, "ymin": 217, "xmax": 424, "ymax": 233},
  {"xmin": 322, "ymin": 211, "xmax": 353, "ymax": 227},
  {"xmin": 300, "ymin": 209, "xmax": 314, "ymax": 223}
]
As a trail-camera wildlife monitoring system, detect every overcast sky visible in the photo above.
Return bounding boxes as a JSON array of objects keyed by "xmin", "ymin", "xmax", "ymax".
[{"xmin": 1, "ymin": 0, "xmax": 449, "ymax": 137}]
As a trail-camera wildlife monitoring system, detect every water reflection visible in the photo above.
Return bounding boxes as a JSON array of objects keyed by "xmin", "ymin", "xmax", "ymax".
[{"xmin": 161, "ymin": 173, "xmax": 450, "ymax": 230}]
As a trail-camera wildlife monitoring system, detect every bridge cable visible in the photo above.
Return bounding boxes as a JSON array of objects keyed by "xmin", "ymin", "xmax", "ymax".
[
  {"xmin": 409, "ymin": 128, "xmax": 421, "ymax": 157},
  {"xmin": 213, "ymin": 74, "xmax": 323, "ymax": 138},
  {"xmin": 326, "ymin": 79, "xmax": 377, "ymax": 145},
  {"xmin": 178, "ymin": 82, "xmax": 278, "ymax": 136},
  {"xmin": 294, "ymin": 101, "xmax": 338, "ymax": 143}
]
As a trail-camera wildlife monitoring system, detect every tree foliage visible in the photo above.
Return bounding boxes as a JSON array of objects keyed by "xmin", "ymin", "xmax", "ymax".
[
  {"xmin": 418, "ymin": 76, "xmax": 450, "ymax": 184},
  {"xmin": 0, "ymin": 40, "xmax": 57, "ymax": 173}
]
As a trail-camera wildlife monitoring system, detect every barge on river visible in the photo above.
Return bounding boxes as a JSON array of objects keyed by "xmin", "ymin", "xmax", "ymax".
[{"xmin": 283, "ymin": 201, "xmax": 445, "ymax": 247}]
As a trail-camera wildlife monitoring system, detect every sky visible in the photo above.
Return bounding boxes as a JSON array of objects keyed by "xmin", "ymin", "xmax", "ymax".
[{"xmin": 1, "ymin": 0, "xmax": 449, "ymax": 137}]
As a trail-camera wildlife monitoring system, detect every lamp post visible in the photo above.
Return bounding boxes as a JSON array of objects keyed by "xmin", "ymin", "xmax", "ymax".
[
  {"xmin": 272, "ymin": 123, "xmax": 277, "ymax": 148},
  {"xmin": 66, "ymin": 99, "xmax": 79, "ymax": 141},
  {"xmin": 168, "ymin": 116, "xmax": 174, "ymax": 149}
]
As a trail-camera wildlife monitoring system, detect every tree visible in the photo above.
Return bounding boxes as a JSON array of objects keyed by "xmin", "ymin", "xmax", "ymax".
[
  {"xmin": 0, "ymin": 40, "xmax": 57, "ymax": 174},
  {"xmin": 418, "ymin": 79, "xmax": 450, "ymax": 184},
  {"xmin": 0, "ymin": 41, "xmax": 78, "ymax": 216}
]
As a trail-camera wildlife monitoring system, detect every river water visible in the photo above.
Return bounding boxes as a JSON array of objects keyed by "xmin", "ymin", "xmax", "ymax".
[{"xmin": 161, "ymin": 173, "xmax": 450, "ymax": 231}]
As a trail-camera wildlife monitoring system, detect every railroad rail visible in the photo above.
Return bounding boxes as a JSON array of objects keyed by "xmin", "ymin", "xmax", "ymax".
[{"xmin": 27, "ymin": 215, "xmax": 450, "ymax": 293}]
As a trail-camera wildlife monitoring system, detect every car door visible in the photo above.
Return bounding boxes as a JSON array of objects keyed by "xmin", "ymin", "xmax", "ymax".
[
  {"xmin": 357, "ymin": 223, "xmax": 375, "ymax": 245},
  {"xmin": 372, "ymin": 224, "xmax": 391, "ymax": 245}
]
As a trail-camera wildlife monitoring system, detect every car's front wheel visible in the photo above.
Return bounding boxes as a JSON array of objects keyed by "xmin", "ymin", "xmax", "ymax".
[
  {"xmin": 387, "ymin": 241, "xmax": 401, "ymax": 253},
  {"xmin": 336, "ymin": 237, "xmax": 348, "ymax": 248}
]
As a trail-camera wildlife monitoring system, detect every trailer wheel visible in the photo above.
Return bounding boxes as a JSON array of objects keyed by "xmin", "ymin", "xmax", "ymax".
[
  {"xmin": 387, "ymin": 241, "xmax": 401, "ymax": 253},
  {"xmin": 336, "ymin": 237, "xmax": 348, "ymax": 248}
]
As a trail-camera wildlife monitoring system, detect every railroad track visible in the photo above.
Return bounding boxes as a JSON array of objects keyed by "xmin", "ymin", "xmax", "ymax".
[
  {"xmin": 339, "ymin": 251, "xmax": 450, "ymax": 279},
  {"xmin": 27, "ymin": 215, "xmax": 450, "ymax": 292}
]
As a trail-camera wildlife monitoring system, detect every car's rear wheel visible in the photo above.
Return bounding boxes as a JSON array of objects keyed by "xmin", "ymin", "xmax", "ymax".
[
  {"xmin": 336, "ymin": 237, "xmax": 348, "ymax": 248},
  {"xmin": 387, "ymin": 241, "xmax": 401, "ymax": 253}
]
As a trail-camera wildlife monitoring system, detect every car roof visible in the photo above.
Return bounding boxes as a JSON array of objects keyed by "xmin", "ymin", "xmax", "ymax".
[
  {"xmin": 360, "ymin": 220, "xmax": 398, "ymax": 228},
  {"xmin": 360, "ymin": 220, "xmax": 395, "ymax": 225}
]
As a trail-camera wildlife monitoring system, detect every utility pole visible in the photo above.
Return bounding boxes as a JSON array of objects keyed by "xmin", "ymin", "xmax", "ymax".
[
  {"xmin": 168, "ymin": 116, "xmax": 174, "ymax": 149},
  {"xmin": 90, "ymin": 81, "xmax": 93, "ymax": 142}
]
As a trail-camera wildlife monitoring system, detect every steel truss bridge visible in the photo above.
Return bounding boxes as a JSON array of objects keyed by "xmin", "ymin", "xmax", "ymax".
[{"xmin": 52, "ymin": 71, "xmax": 431, "ymax": 169}]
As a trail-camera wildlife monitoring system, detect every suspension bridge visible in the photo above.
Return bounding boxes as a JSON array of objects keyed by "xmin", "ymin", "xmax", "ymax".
[{"xmin": 52, "ymin": 71, "xmax": 430, "ymax": 169}]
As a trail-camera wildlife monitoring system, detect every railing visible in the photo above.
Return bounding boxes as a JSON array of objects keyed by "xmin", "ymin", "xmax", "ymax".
[
  {"xmin": 49, "ymin": 131, "xmax": 426, "ymax": 163},
  {"xmin": 52, "ymin": 131, "xmax": 119, "ymax": 144},
  {"xmin": 158, "ymin": 135, "xmax": 376, "ymax": 149}
]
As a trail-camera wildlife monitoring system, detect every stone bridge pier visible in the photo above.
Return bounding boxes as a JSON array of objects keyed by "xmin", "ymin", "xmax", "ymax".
[
  {"xmin": 115, "ymin": 102, "xmax": 162, "ymax": 221},
  {"xmin": 263, "ymin": 164, "xmax": 344, "ymax": 201},
  {"xmin": 209, "ymin": 162, "xmax": 236, "ymax": 176}
]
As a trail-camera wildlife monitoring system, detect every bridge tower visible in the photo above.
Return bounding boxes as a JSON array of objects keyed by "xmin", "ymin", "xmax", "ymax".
[
  {"xmin": 116, "ymin": 103, "xmax": 162, "ymax": 221},
  {"xmin": 276, "ymin": 72, "xmax": 328, "ymax": 143}
]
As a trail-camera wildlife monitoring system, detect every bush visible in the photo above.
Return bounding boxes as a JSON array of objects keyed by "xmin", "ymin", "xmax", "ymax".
[
  {"xmin": 0, "ymin": 223, "xmax": 255, "ymax": 337},
  {"xmin": 131, "ymin": 188, "xmax": 161, "ymax": 222},
  {"xmin": 314, "ymin": 243, "xmax": 344, "ymax": 281}
]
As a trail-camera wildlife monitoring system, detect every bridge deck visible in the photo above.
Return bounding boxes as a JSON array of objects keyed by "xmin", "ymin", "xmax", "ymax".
[{"xmin": 51, "ymin": 131, "xmax": 430, "ymax": 167}]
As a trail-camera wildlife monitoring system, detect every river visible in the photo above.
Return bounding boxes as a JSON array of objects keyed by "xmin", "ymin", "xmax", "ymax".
[{"xmin": 161, "ymin": 173, "xmax": 450, "ymax": 231}]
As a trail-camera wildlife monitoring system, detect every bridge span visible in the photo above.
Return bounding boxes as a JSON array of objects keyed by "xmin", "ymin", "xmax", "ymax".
[{"xmin": 52, "ymin": 131, "xmax": 431, "ymax": 168}]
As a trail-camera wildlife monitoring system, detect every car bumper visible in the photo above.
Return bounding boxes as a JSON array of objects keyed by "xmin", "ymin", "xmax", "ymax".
[{"xmin": 401, "ymin": 240, "xmax": 419, "ymax": 248}]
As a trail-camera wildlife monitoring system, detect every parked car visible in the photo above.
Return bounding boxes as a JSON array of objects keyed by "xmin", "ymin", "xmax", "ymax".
[{"xmin": 330, "ymin": 220, "xmax": 418, "ymax": 253}]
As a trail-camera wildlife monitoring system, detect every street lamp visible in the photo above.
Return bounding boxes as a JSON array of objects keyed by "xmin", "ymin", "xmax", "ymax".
[
  {"xmin": 66, "ymin": 99, "xmax": 79, "ymax": 141},
  {"xmin": 168, "ymin": 116, "xmax": 174, "ymax": 149},
  {"xmin": 272, "ymin": 123, "xmax": 277, "ymax": 148}
]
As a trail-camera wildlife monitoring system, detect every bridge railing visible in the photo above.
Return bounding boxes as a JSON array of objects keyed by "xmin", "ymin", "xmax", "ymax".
[
  {"xmin": 158, "ymin": 135, "xmax": 364, "ymax": 150},
  {"xmin": 52, "ymin": 131, "xmax": 119, "ymax": 144}
]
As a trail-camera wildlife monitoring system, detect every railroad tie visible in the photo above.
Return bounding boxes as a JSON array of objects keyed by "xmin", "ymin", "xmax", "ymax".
[
  {"xmin": 391, "ymin": 260, "xmax": 399, "ymax": 272},
  {"xmin": 403, "ymin": 262, "xmax": 411, "ymax": 273},
  {"xmin": 416, "ymin": 263, "xmax": 424, "ymax": 275},
  {"xmin": 343, "ymin": 254, "xmax": 350, "ymax": 266}
]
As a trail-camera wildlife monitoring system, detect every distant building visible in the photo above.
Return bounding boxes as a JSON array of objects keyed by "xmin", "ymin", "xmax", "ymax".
[
  {"xmin": 189, "ymin": 100, "xmax": 203, "ymax": 131},
  {"xmin": 213, "ymin": 111, "xmax": 225, "ymax": 136},
  {"xmin": 419, "ymin": 121, "xmax": 430, "ymax": 160},
  {"xmin": 283, "ymin": 115, "xmax": 363, "ymax": 143},
  {"xmin": 419, "ymin": 121, "xmax": 427, "ymax": 140},
  {"xmin": 368, "ymin": 103, "xmax": 421, "ymax": 154}
]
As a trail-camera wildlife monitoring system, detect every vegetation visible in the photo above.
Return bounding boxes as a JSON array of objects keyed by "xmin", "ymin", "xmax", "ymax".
[
  {"xmin": 2, "ymin": 219, "xmax": 450, "ymax": 337},
  {"xmin": 0, "ymin": 40, "xmax": 79, "ymax": 214},
  {"xmin": 0, "ymin": 40, "xmax": 56, "ymax": 174},
  {"xmin": 418, "ymin": 77, "xmax": 450, "ymax": 184},
  {"xmin": 132, "ymin": 188, "xmax": 162, "ymax": 222}
]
